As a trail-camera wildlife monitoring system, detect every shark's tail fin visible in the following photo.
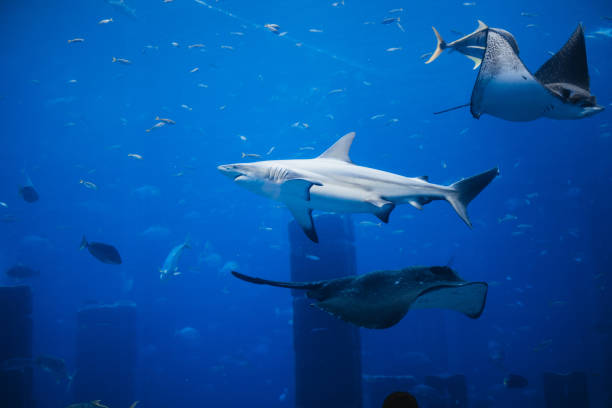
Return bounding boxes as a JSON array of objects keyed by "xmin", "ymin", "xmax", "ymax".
[
  {"xmin": 79, "ymin": 236, "xmax": 88, "ymax": 250},
  {"xmin": 231, "ymin": 271, "xmax": 321, "ymax": 290},
  {"xmin": 447, "ymin": 168, "xmax": 499, "ymax": 227},
  {"xmin": 425, "ymin": 26, "xmax": 446, "ymax": 64}
]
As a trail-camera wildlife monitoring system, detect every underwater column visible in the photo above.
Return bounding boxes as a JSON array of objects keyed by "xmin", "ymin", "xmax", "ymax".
[
  {"xmin": 288, "ymin": 214, "xmax": 362, "ymax": 408},
  {"xmin": 74, "ymin": 302, "xmax": 138, "ymax": 407},
  {"xmin": 0, "ymin": 286, "xmax": 33, "ymax": 408}
]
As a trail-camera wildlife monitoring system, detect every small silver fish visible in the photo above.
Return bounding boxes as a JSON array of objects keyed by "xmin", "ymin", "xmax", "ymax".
[
  {"xmin": 382, "ymin": 17, "xmax": 399, "ymax": 24},
  {"xmin": 359, "ymin": 221, "xmax": 382, "ymax": 228},
  {"xmin": 146, "ymin": 122, "xmax": 166, "ymax": 132},
  {"xmin": 498, "ymin": 214, "xmax": 518, "ymax": 223},
  {"xmin": 155, "ymin": 116, "xmax": 175, "ymax": 124},
  {"xmin": 112, "ymin": 57, "xmax": 132, "ymax": 64},
  {"xmin": 79, "ymin": 179, "xmax": 98, "ymax": 190},
  {"xmin": 264, "ymin": 24, "xmax": 281, "ymax": 34}
]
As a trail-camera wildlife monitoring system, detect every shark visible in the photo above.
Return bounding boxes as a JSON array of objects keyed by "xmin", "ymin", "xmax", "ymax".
[
  {"xmin": 425, "ymin": 20, "xmax": 519, "ymax": 70},
  {"xmin": 104, "ymin": 0, "xmax": 137, "ymax": 19},
  {"xmin": 471, "ymin": 24, "xmax": 604, "ymax": 121},
  {"xmin": 218, "ymin": 132, "xmax": 499, "ymax": 242}
]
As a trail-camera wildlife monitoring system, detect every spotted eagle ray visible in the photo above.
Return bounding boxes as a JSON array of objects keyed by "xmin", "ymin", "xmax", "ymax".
[
  {"xmin": 232, "ymin": 266, "xmax": 488, "ymax": 329},
  {"xmin": 471, "ymin": 24, "xmax": 603, "ymax": 121},
  {"xmin": 218, "ymin": 132, "xmax": 499, "ymax": 242},
  {"xmin": 425, "ymin": 20, "xmax": 519, "ymax": 69}
]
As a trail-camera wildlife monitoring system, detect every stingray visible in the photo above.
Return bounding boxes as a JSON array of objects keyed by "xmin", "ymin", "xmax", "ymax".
[
  {"xmin": 232, "ymin": 266, "xmax": 488, "ymax": 329},
  {"xmin": 470, "ymin": 24, "xmax": 604, "ymax": 121},
  {"xmin": 425, "ymin": 20, "xmax": 519, "ymax": 69}
]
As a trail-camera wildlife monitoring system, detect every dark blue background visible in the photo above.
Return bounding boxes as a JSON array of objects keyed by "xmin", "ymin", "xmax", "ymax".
[{"xmin": 0, "ymin": 0, "xmax": 610, "ymax": 406}]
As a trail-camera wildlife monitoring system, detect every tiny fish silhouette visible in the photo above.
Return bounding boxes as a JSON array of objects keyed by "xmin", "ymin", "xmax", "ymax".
[{"xmin": 80, "ymin": 236, "xmax": 122, "ymax": 264}]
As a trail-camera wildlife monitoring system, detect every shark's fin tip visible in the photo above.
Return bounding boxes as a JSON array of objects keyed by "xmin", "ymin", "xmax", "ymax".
[{"xmin": 317, "ymin": 132, "xmax": 356, "ymax": 163}]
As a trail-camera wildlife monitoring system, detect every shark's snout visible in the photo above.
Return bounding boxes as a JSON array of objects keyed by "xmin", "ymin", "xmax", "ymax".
[{"xmin": 217, "ymin": 164, "xmax": 243, "ymax": 180}]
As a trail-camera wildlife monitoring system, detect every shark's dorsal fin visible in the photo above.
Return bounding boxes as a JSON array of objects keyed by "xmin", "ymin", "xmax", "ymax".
[
  {"xmin": 317, "ymin": 132, "xmax": 355, "ymax": 163},
  {"xmin": 416, "ymin": 176, "xmax": 429, "ymax": 181},
  {"xmin": 287, "ymin": 206, "xmax": 318, "ymax": 242},
  {"xmin": 476, "ymin": 20, "xmax": 488, "ymax": 31},
  {"xmin": 534, "ymin": 24, "xmax": 590, "ymax": 91}
]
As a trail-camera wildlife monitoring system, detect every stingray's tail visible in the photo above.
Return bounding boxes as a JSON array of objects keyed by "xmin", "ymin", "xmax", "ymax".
[
  {"xmin": 231, "ymin": 271, "xmax": 321, "ymax": 290},
  {"xmin": 446, "ymin": 168, "xmax": 499, "ymax": 227},
  {"xmin": 425, "ymin": 26, "xmax": 446, "ymax": 64}
]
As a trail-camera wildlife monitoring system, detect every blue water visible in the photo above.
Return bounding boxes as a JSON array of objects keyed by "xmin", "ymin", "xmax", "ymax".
[{"xmin": 1, "ymin": 0, "xmax": 611, "ymax": 407}]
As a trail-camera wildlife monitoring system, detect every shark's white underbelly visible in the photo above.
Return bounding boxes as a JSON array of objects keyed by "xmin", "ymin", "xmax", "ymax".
[{"xmin": 304, "ymin": 184, "xmax": 381, "ymax": 213}]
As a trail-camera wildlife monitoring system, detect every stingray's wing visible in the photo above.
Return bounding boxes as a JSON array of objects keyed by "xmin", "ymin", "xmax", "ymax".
[
  {"xmin": 314, "ymin": 274, "xmax": 488, "ymax": 328},
  {"xmin": 470, "ymin": 30, "xmax": 554, "ymax": 121},
  {"xmin": 314, "ymin": 293, "xmax": 410, "ymax": 329},
  {"xmin": 411, "ymin": 282, "xmax": 488, "ymax": 318},
  {"xmin": 534, "ymin": 24, "xmax": 589, "ymax": 91}
]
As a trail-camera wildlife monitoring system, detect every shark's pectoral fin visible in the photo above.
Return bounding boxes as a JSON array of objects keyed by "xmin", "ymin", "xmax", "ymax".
[
  {"xmin": 367, "ymin": 198, "xmax": 395, "ymax": 223},
  {"xmin": 282, "ymin": 179, "xmax": 322, "ymax": 201},
  {"xmin": 287, "ymin": 205, "xmax": 318, "ymax": 242}
]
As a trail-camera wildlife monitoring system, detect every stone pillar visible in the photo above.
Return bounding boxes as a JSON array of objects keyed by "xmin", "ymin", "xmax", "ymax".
[
  {"xmin": 289, "ymin": 214, "xmax": 362, "ymax": 408},
  {"xmin": 0, "ymin": 286, "xmax": 34, "ymax": 408},
  {"xmin": 542, "ymin": 371, "xmax": 589, "ymax": 408},
  {"xmin": 74, "ymin": 302, "xmax": 137, "ymax": 407}
]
